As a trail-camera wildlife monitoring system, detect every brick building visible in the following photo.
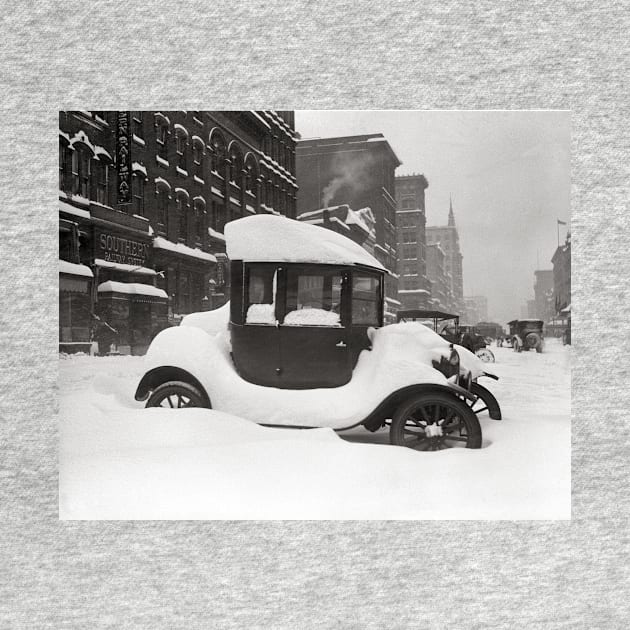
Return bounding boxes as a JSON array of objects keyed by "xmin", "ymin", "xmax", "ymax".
[
  {"xmin": 59, "ymin": 110, "xmax": 297, "ymax": 354},
  {"xmin": 426, "ymin": 197, "xmax": 464, "ymax": 314},
  {"xmin": 395, "ymin": 174, "xmax": 431, "ymax": 309},
  {"xmin": 296, "ymin": 133, "xmax": 402, "ymax": 320}
]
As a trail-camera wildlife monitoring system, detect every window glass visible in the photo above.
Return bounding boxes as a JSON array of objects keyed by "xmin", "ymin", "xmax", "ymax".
[
  {"xmin": 246, "ymin": 267, "xmax": 277, "ymax": 325},
  {"xmin": 284, "ymin": 270, "xmax": 342, "ymax": 327},
  {"xmin": 352, "ymin": 274, "xmax": 381, "ymax": 326}
]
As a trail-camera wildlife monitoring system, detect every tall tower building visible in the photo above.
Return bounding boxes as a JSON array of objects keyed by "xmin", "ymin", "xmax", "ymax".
[
  {"xmin": 395, "ymin": 173, "xmax": 430, "ymax": 309},
  {"xmin": 426, "ymin": 196, "xmax": 464, "ymax": 313}
]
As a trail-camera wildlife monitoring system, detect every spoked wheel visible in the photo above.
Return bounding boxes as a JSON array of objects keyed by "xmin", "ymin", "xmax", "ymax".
[
  {"xmin": 390, "ymin": 392, "xmax": 482, "ymax": 451},
  {"xmin": 146, "ymin": 381, "xmax": 207, "ymax": 409}
]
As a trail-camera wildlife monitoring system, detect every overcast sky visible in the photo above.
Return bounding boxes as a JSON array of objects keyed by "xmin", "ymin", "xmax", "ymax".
[{"xmin": 295, "ymin": 110, "xmax": 570, "ymax": 323}]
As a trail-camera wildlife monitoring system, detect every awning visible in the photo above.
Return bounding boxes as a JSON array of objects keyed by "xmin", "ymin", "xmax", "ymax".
[
  {"xmin": 95, "ymin": 258, "xmax": 156, "ymax": 276},
  {"xmin": 98, "ymin": 281, "xmax": 168, "ymax": 299},
  {"xmin": 59, "ymin": 260, "xmax": 93, "ymax": 278}
]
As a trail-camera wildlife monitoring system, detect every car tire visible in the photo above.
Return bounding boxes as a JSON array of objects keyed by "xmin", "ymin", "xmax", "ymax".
[
  {"xmin": 146, "ymin": 381, "xmax": 208, "ymax": 409},
  {"xmin": 390, "ymin": 392, "xmax": 482, "ymax": 450}
]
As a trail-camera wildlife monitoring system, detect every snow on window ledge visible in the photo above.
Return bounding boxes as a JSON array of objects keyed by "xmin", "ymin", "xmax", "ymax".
[
  {"xmin": 176, "ymin": 167, "xmax": 188, "ymax": 177},
  {"xmin": 193, "ymin": 175, "xmax": 205, "ymax": 184},
  {"xmin": 283, "ymin": 308, "xmax": 341, "ymax": 327},
  {"xmin": 246, "ymin": 303, "xmax": 276, "ymax": 325},
  {"xmin": 156, "ymin": 155, "xmax": 169, "ymax": 167},
  {"xmin": 132, "ymin": 134, "xmax": 146, "ymax": 146}
]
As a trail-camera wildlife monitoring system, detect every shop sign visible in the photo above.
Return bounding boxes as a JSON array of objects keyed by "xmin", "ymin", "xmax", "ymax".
[
  {"xmin": 215, "ymin": 253, "xmax": 228, "ymax": 289},
  {"xmin": 96, "ymin": 230, "xmax": 151, "ymax": 267},
  {"xmin": 116, "ymin": 111, "xmax": 132, "ymax": 205}
]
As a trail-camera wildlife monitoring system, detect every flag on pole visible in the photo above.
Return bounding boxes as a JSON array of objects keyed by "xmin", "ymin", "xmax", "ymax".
[{"xmin": 557, "ymin": 219, "xmax": 567, "ymax": 225}]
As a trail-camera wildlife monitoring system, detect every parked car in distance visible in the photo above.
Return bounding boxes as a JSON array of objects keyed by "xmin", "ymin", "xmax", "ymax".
[{"xmin": 508, "ymin": 319, "xmax": 544, "ymax": 353}]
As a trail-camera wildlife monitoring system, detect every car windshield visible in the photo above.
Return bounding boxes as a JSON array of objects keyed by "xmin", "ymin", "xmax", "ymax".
[
  {"xmin": 284, "ymin": 269, "xmax": 343, "ymax": 326},
  {"xmin": 352, "ymin": 274, "xmax": 380, "ymax": 326}
]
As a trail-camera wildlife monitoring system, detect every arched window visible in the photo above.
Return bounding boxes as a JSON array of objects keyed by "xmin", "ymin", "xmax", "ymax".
[
  {"xmin": 154, "ymin": 113, "xmax": 170, "ymax": 160},
  {"xmin": 191, "ymin": 136, "xmax": 205, "ymax": 180},
  {"xmin": 71, "ymin": 145, "xmax": 92, "ymax": 198},
  {"xmin": 155, "ymin": 179, "xmax": 171, "ymax": 227},
  {"xmin": 59, "ymin": 136, "xmax": 72, "ymax": 192},
  {"xmin": 193, "ymin": 197, "xmax": 205, "ymax": 243},
  {"xmin": 244, "ymin": 155, "xmax": 258, "ymax": 196},
  {"xmin": 94, "ymin": 158, "xmax": 111, "ymax": 206},
  {"xmin": 228, "ymin": 142, "xmax": 243, "ymax": 186},
  {"xmin": 176, "ymin": 191, "xmax": 189, "ymax": 241},
  {"xmin": 132, "ymin": 166, "xmax": 147, "ymax": 216},
  {"xmin": 209, "ymin": 130, "xmax": 226, "ymax": 175},
  {"xmin": 175, "ymin": 125, "xmax": 188, "ymax": 171}
]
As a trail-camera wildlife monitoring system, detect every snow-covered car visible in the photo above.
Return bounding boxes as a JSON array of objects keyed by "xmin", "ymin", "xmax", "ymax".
[
  {"xmin": 508, "ymin": 319, "xmax": 544, "ymax": 353},
  {"xmin": 135, "ymin": 215, "xmax": 501, "ymax": 451}
]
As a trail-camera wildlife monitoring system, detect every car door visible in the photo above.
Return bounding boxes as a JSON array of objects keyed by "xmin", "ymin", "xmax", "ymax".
[{"xmin": 277, "ymin": 266, "xmax": 351, "ymax": 389}]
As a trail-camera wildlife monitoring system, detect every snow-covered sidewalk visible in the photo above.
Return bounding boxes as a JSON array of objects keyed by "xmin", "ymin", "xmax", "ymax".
[{"xmin": 59, "ymin": 339, "xmax": 570, "ymax": 519}]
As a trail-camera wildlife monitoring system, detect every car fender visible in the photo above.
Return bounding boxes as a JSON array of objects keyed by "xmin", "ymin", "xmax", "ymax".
[
  {"xmin": 136, "ymin": 326, "xmax": 224, "ymax": 404},
  {"xmin": 360, "ymin": 382, "xmax": 475, "ymax": 432}
]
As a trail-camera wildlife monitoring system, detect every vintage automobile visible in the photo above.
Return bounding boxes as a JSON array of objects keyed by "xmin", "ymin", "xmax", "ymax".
[
  {"xmin": 508, "ymin": 319, "xmax": 544, "ymax": 353},
  {"xmin": 397, "ymin": 310, "xmax": 496, "ymax": 364},
  {"xmin": 136, "ymin": 216, "xmax": 502, "ymax": 451}
]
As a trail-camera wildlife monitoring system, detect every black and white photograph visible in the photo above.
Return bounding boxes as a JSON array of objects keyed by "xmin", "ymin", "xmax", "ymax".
[{"xmin": 58, "ymin": 110, "xmax": 571, "ymax": 520}]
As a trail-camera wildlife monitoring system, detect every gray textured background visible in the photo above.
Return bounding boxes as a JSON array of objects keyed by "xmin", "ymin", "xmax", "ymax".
[{"xmin": 1, "ymin": 1, "xmax": 628, "ymax": 628}]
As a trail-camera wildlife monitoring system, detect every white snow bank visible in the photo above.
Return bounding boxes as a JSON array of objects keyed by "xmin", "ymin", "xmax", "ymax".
[
  {"xmin": 97, "ymin": 281, "xmax": 168, "ymax": 299},
  {"xmin": 284, "ymin": 308, "xmax": 341, "ymax": 327},
  {"xmin": 225, "ymin": 214, "xmax": 385, "ymax": 271},
  {"xmin": 246, "ymin": 303, "xmax": 275, "ymax": 325},
  {"xmin": 180, "ymin": 302, "xmax": 230, "ymax": 336},
  {"xmin": 144, "ymin": 321, "xmax": 448, "ymax": 430},
  {"xmin": 59, "ymin": 260, "xmax": 93, "ymax": 278},
  {"xmin": 58, "ymin": 340, "xmax": 570, "ymax": 519}
]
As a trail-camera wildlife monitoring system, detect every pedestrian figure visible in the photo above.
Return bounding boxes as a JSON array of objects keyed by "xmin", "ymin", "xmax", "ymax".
[{"xmin": 93, "ymin": 314, "xmax": 118, "ymax": 356}]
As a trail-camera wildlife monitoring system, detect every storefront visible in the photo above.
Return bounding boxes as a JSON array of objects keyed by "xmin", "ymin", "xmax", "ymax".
[
  {"xmin": 152, "ymin": 237, "xmax": 217, "ymax": 323},
  {"xmin": 96, "ymin": 281, "xmax": 168, "ymax": 355},
  {"xmin": 59, "ymin": 260, "xmax": 93, "ymax": 354},
  {"xmin": 91, "ymin": 224, "xmax": 166, "ymax": 355}
]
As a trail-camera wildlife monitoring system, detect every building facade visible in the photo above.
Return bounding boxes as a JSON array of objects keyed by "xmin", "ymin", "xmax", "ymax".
[
  {"xmin": 463, "ymin": 295, "xmax": 488, "ymax": 325},
  {"xmin": 296, "ymin": 133, "xmax": 402, "ymax": 319},
  {"xmin": 533, "ymin": 269, "xmax": 555, "ymax": 322},
  {"xmin": 59, "ymin": 110, "xmax": 297, "ymax": 354},
  {"xmin": 552, "ymin": 234, "xmax": 571, "ymax": 315},
  {"xmin": 425, "ymin": 198, "xmax": 464, "ymax": 314},
  {"xmin": 425, "ymin": 244, "xmax": 452, "ymax": 311},
  {"xmin": 395, "ymin": 174, "xmax": 431, "ymax": 309}
]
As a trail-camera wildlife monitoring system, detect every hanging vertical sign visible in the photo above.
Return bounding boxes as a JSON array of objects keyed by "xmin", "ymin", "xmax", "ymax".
[{"xmin": 116, "ymin": 111, "xmax": 132, "ymax": 205}]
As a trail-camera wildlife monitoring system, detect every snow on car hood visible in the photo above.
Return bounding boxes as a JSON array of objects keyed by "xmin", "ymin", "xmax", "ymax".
[
  {"xmin": 180, "ymin": 301, "xmax": 230, "ymax": 336},
  {"xmin": 144, "ymin": 320, "xmax": 455, "ymax": 430}
]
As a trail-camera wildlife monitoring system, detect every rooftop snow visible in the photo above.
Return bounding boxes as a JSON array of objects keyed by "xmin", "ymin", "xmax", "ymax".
[
  {"xmin": 97, "ymin": 281, "xmax": 168, "ymax": 298},
  {"xmin": 153, "ymin": 236, "xmax": 217, "ymax": 263},
  {"xmin": 59, "ymin": 260, "xmax": 93, "ymax": 278},
  {"xmin": 225, "ymin": 215, "xmax": 385, "ymax": 270}
]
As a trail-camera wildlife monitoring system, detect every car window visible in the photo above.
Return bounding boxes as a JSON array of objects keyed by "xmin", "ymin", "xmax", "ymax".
[
  {"xmin": 245, "ymin": 267, "xmax": 276, "ymax": 325},
  {"xmin": 284, "ymin": 270, "xmax": 343, "ymax": 326},
  {"xmin": 352, "ymin": 274, "xmax": 381, "ymax": 326}
]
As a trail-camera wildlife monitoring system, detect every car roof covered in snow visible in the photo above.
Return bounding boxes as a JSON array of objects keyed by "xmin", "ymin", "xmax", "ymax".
[{"xmin": 225, "ymin": 215, "xmax": 386, "ymax": 271}]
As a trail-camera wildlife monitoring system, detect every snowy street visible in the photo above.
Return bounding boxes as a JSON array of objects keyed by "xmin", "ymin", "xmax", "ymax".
[{"xmin": 59, "ymin": 339, "xmax": 570, "ymax": 520}]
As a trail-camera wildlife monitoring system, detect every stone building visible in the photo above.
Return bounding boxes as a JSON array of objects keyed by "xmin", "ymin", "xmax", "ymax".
[
  {"xmin": 552, "ymin": 233, "xmax": 571, "ymax": 315},
  {"xmin": 395, "ymin": 174, "xmax": 431, "ymax": 309},
  {"xmin": 59, "ymin": 110, "xmax": 297, "ymax": 354},
  {"xmin": 425, "ymin": 243, "xmax": 451, "ymax": 311},
  {"xmin": 426, "ymin": 197, "xmax": 464, "ymax": 314},
  {"xmin": 296, "ymin": 133, "xmax": 401, "ymax": 320}
]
